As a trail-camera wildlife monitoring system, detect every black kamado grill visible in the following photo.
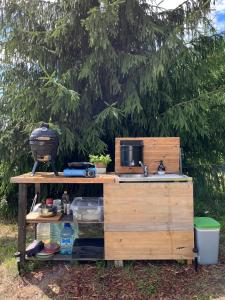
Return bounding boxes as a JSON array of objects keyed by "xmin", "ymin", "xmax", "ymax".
[{"xmin": 29, "ymin": 123, "xmax": 59, "ymax": 176}]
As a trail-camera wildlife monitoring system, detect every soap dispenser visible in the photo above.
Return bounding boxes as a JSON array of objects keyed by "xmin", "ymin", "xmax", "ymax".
[{"xmin": 158, "ymin": 160, "xmax": 165, "ymax": 175}]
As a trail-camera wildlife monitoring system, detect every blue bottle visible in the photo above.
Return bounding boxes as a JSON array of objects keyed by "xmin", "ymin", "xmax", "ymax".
[{"xmin": 60, "ymin": 223, "xmax": 74, "ymax": 255}]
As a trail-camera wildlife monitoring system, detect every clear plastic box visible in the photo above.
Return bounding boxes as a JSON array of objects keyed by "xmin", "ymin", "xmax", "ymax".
[{"xmin": 70, "ymin": 197, "xmax": 103, "ymax": 222}]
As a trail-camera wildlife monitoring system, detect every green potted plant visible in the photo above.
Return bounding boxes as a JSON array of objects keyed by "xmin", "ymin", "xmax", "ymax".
[{"xmin": 89, "ymin": 154, "xmax": 112, "ymax": 174}]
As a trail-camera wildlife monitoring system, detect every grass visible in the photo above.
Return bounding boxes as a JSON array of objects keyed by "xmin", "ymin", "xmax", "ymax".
[
  {"xmin": 0, "ymin": 222, "xmax": 46, "ymax": 276},
  {"xmin": 0, "ymin": 223, "xmax": 17, "ymax": 265},
  {"xmin": 0, "ymin": 222, "xmax": 19, "ymax": 298}
]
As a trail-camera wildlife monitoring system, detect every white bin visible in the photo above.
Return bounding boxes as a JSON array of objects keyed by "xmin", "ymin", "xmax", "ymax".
[{"xmin": 194, "ymin": 217, "xmax": 220, "ymax": 265}]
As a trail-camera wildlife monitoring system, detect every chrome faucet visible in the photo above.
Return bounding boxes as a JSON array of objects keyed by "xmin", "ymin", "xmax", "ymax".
[{"xmin": 139, "ymin": 161, "xmax": 148, "ymax": 177}]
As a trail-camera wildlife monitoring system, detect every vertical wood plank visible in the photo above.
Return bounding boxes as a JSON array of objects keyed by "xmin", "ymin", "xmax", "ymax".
[
  {"xmin": 35, "ymin": 183, "xmax": 41, "ymax": 194},
  {"xmin": 18, "ymin": 184, "xmax": 27, "ymax": 270}
]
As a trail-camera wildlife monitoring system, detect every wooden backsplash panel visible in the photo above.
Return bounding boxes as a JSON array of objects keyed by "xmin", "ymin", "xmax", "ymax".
[{"xmin": 115, "ymin": 137, "xmax": 180, "ymax": 174}]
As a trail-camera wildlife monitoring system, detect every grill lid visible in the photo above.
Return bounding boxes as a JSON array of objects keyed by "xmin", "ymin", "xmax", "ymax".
[{"xmin": 29, "ymin": 123, "xmax": 59, "ymax": 142}]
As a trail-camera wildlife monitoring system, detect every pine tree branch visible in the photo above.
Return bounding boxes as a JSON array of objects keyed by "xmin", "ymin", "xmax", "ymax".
[{"xmin": 160, "ymin": 86, "xmax": 225, "ymax": 116}]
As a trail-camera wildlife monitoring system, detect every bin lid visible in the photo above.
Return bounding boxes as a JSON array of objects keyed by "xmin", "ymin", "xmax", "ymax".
[{"xmin": 194, "ymin": 217, "xmax": 220, "ymax": 229}]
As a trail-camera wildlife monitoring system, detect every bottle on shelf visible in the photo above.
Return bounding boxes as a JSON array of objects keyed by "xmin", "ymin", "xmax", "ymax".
[
  {"xmin": 51, "ymin": 222, "xmax": 79, "ymax": 246},
  {"xmin": 158, "ymin": 160, "xmax": 166, "ymax": 174},
  {"xmin": 60, "ymin": 223, "xmax": 74, "ymax": 255},
  {"xmin": 36, "ymin": 223, "xmax": 51, "ymax": 244},
  {"xmin": 53, "ymin": 190, "xmax": 62, "ymax": 213},
  {"xmin": 62, "ymin": 191, "xmax": 70, "ymax": 215}
]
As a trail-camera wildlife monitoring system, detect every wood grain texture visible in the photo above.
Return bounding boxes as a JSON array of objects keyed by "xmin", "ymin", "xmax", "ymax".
[
  {"xmin": 26, "ymin": 212, "xmax": 62, "ymax": 222},
  {"xmin": 10, "ymin": 172, "xmax": 116, "ymax": 184},
  {"xmin": 115, "ymin": 137, "xmax": 180, "ymax": 174},
  {"xmin": 35, "ymin": 183, "xmax": 41, "ymax": 194},
  {"xmin": 104, "ymin": 182, "xmax": 193, "ymax": 231},
  {"xmin": 104, "ymin": 181, "xmax": 194, "ymax": 260},
  {"xmin": 105, "ymin": 231, "xmax": 194, "ymax": 260}
]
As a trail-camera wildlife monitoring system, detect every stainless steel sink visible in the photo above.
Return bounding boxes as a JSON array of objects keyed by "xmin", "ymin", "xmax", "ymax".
[
  {"xmin": 119, "ymin": 174, "xmax": 145, "ymax": 178},
  {"xmin": 118, "ymin": 173, "xmax": 151, "ymax": 181},
  {"xmin": 118, "ymin": 173, "xmax": 190, "ymax": 182}
]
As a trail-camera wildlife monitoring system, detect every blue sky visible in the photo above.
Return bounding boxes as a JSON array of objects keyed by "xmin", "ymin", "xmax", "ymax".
[{"xmin": 162, "ymin": 0, "xmax": 225, "ymax": 32}]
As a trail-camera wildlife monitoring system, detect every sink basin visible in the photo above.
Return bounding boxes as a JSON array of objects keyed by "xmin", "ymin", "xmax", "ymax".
[
  {"xmin": 118, "ymin": 173, "xmax": 151, "ymax": 182},
  {"xmin": 119, "ymin": 174, "xmax": 145, "ymax": 178},
  {"xmin": 117, "ymin": 173, "xmax": 190, "ymax": 182}
]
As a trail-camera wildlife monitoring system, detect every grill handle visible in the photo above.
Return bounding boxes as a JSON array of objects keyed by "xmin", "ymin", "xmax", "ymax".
[{"xmin": 35, "ymin": 136, "xmax": 52, "ymax": 141}]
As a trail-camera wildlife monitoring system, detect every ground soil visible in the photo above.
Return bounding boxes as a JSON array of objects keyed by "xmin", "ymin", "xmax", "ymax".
[{"xmin": 0, "ymin": 223, "xmax": 225, "ymax": 300}]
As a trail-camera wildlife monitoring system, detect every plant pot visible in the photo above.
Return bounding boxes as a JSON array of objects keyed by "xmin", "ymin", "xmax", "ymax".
[{"xmin": 95, "ymin": 163, "xmax": 106, "ymax": 174}]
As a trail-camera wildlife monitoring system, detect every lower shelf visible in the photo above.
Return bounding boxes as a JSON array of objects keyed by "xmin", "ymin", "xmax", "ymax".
[
  {"xmin": 26, "ymin": 254, "xmax": 104, "ymax": 261},
  {"xmin": 26, "ymin": 238, "xmax": 104, "ymax": 261}
]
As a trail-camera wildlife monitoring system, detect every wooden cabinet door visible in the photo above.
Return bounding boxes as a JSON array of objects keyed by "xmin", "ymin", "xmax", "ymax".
[{"xmin": 104, "ymin": 182, "xmax": 194, "ymax": 260}]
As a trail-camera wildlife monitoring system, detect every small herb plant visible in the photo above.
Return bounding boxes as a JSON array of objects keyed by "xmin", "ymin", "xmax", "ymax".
[{"xmin": 89, "ymin": 154, "xmax": 112, "ymax": 166}]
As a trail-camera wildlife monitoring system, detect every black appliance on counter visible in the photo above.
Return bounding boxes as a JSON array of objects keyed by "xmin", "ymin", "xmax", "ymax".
[
  {"xmin": 120, "ymin": 140, "xmax": 143, "ymax": 167},
  {"xmin": 29, "ymin": 123, "xmax": 59, "ymax": 176}
]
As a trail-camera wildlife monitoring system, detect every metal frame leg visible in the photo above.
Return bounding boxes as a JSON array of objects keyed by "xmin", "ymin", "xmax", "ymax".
[
  {"xmin": 51, "ymin": 160, "xmax": 58, "ymax": 176},
  {"xmin": 32, "ymin": 161, "xmax": 39, "ymax": 176},
  {"xmin": 34, "ymin": 184, "xmax": 41, "ymax": 240},
  {"xmin": 17, "ymin": 184, "xmax": 27, "ymax": 274}
]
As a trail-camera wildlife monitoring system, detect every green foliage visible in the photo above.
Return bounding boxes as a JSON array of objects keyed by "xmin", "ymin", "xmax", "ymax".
[
  {"xmin": 0, "ymin": 0, "xmax": 224, "ymax": 218},
  {"xmin": 89, "ymin": 154, "xmax": 112, "ymax": 166},
  {"xmin": 0, "ymin": 196, "xmax": 9, "ymax": 219}
]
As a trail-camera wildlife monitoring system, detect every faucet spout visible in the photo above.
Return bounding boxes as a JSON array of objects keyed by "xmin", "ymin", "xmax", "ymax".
[{"xmin": 139, "ymin": 161, "xmax": 148, "ymax": 177}]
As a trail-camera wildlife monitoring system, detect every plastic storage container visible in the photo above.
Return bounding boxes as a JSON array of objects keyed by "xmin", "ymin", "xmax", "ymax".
[
  {"xmin": 194, "ymin": 217, "xmax": 220, "ymax": 265},
  {"xmin": 70, "ymin": 197, "xmax": 103, "ymax": 222},
  {"xmin": 60, "ymin": 223, "xmax": 74, "ymax": 255}
]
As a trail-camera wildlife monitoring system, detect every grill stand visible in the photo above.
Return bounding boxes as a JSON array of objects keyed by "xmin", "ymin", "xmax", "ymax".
[{"xmin": 31, "ymin": 160, "xmax": 58, "ymax": 176}]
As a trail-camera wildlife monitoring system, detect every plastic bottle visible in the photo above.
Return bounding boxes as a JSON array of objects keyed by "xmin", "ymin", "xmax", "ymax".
[
  {"xmin": 50, "ymin": 223, "xmax": 61, "ymax": 245},
  {"xmin": 62, "ymin": 191, "xmax": 70, "ymax": 214},
  {"xmin": 60, "ymin": 223, "xmax": 74, "ymax": 255},
  {"xmin": 36, "ymin": 223, "xmax": 51, "ymax": 243},
  {"xmin": 158, "ymin": 160, "xmax": 166, "ymax": 172},
  {"xmin": 51, "ymin": 222, "xmax": 78, "ymax": 246}
]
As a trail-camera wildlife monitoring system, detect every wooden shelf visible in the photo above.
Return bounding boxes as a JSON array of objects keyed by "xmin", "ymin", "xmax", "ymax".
[
  {"xmin": 26, "ymin": 254, "xmax": 104, "ymax": 261},
  {"xmin": 26, "ymin": 238, "xmax": 104, "ymax": 261},
  {"xmin": 26, "ymin": 213, "xmax": 71, "ymax": 223},
  {"xmin": 26, "ymin": 213, "xmax": 104, "ymax": 224},
  {"xmin": 27, "ymin": 254, "xmax": 72, "ymax": 261}
]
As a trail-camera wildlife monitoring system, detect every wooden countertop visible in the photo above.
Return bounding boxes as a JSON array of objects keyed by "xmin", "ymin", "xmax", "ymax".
[
  {"xmin": 10, "ymin": 172, "xmax": 192, "ymax": 184},
  {"xmin": 10, "ymin": 172, "xmax": 117, "ymax": 184}
]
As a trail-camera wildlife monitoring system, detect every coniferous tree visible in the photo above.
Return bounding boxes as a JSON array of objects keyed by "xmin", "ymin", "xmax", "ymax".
[{"xmin": 0, "ymin": 0, "xmax": 224, "ymax": 218}]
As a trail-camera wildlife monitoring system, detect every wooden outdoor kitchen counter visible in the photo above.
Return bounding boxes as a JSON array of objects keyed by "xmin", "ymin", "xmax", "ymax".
[
  {"xmin": 11, "ymin": 137, "xmax": 194, "ymax": 270},
  {"xmin": 11, "ymin": 171, "xmax": 194, "ymax": 265},
  {"xmin": 10, "ymin": 172, "xmax": 192, "ymax": 184},
  {"xmin": 10, "ymin": 172, "xmax": 117, "ymax": 184}
]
